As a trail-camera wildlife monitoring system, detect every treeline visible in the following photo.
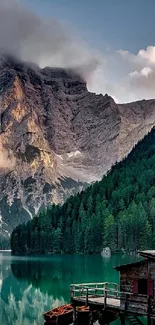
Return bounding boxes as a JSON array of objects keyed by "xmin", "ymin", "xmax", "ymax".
[
  {"xmin": 11, "ymin": 128, "xmax": 155, "ymax": 254},
  {"xmin": 0, "ymin": 236, "xmax": 10, "ymax": 250}
]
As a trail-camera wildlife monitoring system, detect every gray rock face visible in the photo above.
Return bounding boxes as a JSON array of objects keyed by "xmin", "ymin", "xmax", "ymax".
[{"xmin": 0, "ymin": 56, "xmax": 155, "ymax": 240}]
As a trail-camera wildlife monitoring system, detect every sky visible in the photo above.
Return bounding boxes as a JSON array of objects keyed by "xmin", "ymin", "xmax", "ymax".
[
  {"xmin": 22, "ymin": 0, "xmax": 155, "ymax": 53},
  {"xmin": 1, "ymin": 0, "xmax": 155, "ymax": 103}
]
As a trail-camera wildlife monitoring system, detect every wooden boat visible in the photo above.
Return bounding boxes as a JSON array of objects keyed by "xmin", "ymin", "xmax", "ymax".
[
  {"xmin": 43, "ymin": 304, "xmax": 73, "ymax": 324},
  {"xmin": 76, "ymin": 306, "xmax": 98, "ymax": 323}
]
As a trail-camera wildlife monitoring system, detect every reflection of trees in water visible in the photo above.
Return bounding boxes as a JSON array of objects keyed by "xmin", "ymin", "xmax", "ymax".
[
  {"xmin": 1, "ymin": 257, "xmax": 68, "ymax": 325},
  {"xmin": 12, "ymin": 257, "xmax": 88, "ymax": 297},
  {"xmin": 1, "ymin": 283, "xmax": 65, "ymax": 325},
  {"xmin": 8, "ymin": 254, "xmax": 120, "ymax": 325},
  {"xmin": 11, "ymin": 255, "xmax": 119, "ymax": 299},
  {"xmin": 11, "ymin": 259, "xmax": 73, "ymax": 300},
  {"xmin": 2, "ymin": 254, "xmax": 123, "ymax": 325}
]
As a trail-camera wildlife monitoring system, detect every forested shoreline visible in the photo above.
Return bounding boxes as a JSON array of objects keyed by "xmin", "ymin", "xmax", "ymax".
[
  {"xmin": 11, "ymin": 128, "xmax": 155, "ymax": 254},
  {"xmin": 0, "ymin": 237, "xmax": 10, "ymax": 250}
]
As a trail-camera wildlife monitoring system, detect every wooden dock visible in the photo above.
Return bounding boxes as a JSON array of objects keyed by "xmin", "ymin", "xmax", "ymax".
[
  {"xmin": 70, "ymin": 282, "xmax": 154, "ymax": 325},
  {"xmin": 69, "ymin": 253, "xmax": 155, "ymax": 324},
  {"xmin": 71, "ymin": 282, "xmax": 120, "ymax": 309},
  {"xmin": 72, "ymin": 295, "xmax": 120, "ymax": 308}
]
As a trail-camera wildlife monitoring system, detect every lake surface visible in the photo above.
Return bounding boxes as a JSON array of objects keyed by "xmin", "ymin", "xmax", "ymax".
[{"xmin": 0, "ymin": 252, "xmax": 140, "ymax": 325}]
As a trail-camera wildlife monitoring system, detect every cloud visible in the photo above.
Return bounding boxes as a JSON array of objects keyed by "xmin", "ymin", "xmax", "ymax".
[
  {"xmin": 88, "ymin": 46, "xmax": 155, "ymax": 103},
  {"xmin": 140, "ymin": 67, "xmax": 152, "ymax": 76},
  {"xmin": 0, "ymin": 0, "xmax": 101, "ymax": 80},
  {"xmin": 138, "ymin": 46, "xmax": 155, "ymax": 64},
  {"xmin": 129, "ymin": 67, "xmax": 153, "ymax": 78},
  {"xmin": 0, "ymin": 0, "xmax": 154, "ymax": 103},
  {"xmin": 118, "ymin": 46, "xmax": 155, "ymax": 66}
]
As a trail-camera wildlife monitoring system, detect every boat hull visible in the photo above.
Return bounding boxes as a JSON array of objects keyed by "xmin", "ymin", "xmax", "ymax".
[
  {"xmin": 43, "ymin": 305, "xmax": 73, "ymax": 325},
  {"xmin": 44, "ymin": 311, "xmax": 73, "ymax": 324}
]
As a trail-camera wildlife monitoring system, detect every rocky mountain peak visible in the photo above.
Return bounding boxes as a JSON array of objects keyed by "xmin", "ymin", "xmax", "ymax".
[{"xmin": 0, "ymin": 56, "xmax": 155, "ymax": 243}]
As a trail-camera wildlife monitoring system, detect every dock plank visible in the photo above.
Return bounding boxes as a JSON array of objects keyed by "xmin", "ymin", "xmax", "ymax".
[{"xmin": 72, "ymin": 295, "xmax": 120, "ymax": 309}]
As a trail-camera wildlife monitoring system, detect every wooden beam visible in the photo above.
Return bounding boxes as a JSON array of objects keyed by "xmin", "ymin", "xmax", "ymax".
[
  {"xmin": 73, "ymin": 305, "xmax": 76, "ymax": 324},
  {"xmin": 89, "ymin": 309, "xmax": 93, "ymax": 325},
  {"xmin": 120, "ymin": 313, "xmax": 125, "ymax": 325}
]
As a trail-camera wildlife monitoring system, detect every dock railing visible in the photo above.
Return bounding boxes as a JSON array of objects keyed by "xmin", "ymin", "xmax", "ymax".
[
  {"xmin": 70, "ymin": 282, "xmax": 120, "ymax": 306},
  {"xmin": 70, "ymin": 282, "xmax": 149, "ymax": 313}
]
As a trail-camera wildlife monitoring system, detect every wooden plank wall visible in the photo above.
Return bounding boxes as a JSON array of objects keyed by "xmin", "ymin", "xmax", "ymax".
[
  {"xmin": 149, "ymin": 259, "xmax": 155, "ymax": 316},
  {"xmin": 120, "ymin": 260, "xmax": 148, "ymax": 315}
]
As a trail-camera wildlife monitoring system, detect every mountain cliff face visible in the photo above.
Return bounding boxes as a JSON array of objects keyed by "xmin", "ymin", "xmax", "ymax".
[{"xmin": 0, "ymin": 56, "xmax": 155, "ymax": 241}]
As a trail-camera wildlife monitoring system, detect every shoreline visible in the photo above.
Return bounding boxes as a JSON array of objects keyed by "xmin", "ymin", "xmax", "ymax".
[{"xmin": 0, "ymin": 250, "xmax": 11, "ymax": 252}]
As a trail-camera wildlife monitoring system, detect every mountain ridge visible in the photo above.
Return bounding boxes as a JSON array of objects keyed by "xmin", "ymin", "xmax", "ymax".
[
  {"xmin": 0, "ymin": 56, "xmax": 155, "ymax": 245},
  {"xmin": 11, "ymin": 127, "xmax": 155, "ymax": 254}
]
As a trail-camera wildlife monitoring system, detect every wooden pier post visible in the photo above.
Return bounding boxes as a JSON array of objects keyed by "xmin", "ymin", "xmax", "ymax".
[
  {"xmin": 86, "ymin": 287, "xmax": 88, "ymax": 306},
  {"xmin": 147, "ymin": 316, "xmax": 152, "ymax": 325},
  {"xmin": 89, "ymin": 308, "xmax": 93, "ymax": 325},
  {"xmin": 120, "ymin": 313, "xmax": 125, "ymax": 325},
  {"xmin": 104, "ymin": 289, "xmax": 107, "ymax": 310},
  {"xmin": 73, "ymin": 305, "xmax": 76, "ymax": 324}
]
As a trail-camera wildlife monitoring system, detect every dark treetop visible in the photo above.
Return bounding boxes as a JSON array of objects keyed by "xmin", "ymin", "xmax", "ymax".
[{"xmin": 11, "ymin": 128, "xmax": 155, "ymax": 254}]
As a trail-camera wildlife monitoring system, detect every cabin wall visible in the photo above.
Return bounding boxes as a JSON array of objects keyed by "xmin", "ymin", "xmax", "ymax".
[
  {"xmin": 148, "ymin": 259, "xmax": 155, "ymax": 317},
  {"xmin": 120, "ymin": 260, "xmax": 149, "ymax": 315}
]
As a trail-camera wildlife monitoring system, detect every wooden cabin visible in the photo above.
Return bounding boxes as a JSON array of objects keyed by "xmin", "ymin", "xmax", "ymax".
[
  {"xmin": 115, "ymin": 251, "xmax": 155, "ymax": 319},
  {"xmin": 70, "ymin": 251, "xmax": 155, "ymax": 325}
]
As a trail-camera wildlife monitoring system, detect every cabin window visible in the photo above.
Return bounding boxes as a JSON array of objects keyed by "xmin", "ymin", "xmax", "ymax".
[
  {"xmin": 133, "ymin": 279, "xmax": 154, "ymax": 296},
  {"xmin": 138, "ymin": 279, "xmax": 148, "ymax": 295}
]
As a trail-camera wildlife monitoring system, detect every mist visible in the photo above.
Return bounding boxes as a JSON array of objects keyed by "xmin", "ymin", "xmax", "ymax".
[
  {"xmin": 0, "ymin": 0, "xmax": 154, "ymax": 103},
  {"xmin": 0, "ymin": 0, "xmax": 101, "ymax": 80}
]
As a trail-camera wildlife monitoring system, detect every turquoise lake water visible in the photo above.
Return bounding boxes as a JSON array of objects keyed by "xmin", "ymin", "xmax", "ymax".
[{"xmin": 0, "ymin": 252, "xmax": 140, "ymax": 325}]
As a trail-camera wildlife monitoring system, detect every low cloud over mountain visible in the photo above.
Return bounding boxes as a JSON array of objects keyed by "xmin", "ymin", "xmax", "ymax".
[
  {"xmin": 0, "ymin": 0, "xmax": 100, "ymax": 80},
  {"xmin": 0, "ymin": 0, "xmax": 154, "ymax": 103}
]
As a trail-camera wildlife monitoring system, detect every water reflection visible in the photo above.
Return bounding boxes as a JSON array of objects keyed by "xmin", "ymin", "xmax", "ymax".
[
  {"xmin": 1, "ymin": 253, "xmax": 139, "ymax": 325},
  {"xmin": 1, "ymin": 255, "xmax": 68, "ymax": 325},
  {"xmin": 11, "ymin": 258, "xmax": 72, "ymax": 299},
  {"xmin": 11, "ymin": 254, "xmax": 122, "ymax": 298}
]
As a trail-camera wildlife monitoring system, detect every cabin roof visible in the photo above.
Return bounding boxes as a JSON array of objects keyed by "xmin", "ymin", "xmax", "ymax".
[
  {"xmin": 115, "ymin": 251, "xmax": 155, "ymax": 271},
  {"xmin": 114, "ymin": 259, "xmax": 146, "ymax": 271},
  {"xmin": 138, "ymin": 250, "xmax": 155, "ymax": 259}
]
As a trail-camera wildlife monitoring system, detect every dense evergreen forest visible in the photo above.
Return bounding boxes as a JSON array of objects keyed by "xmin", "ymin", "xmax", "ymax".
[
  {"xmin": 0, "ymin": 237, "xmax": 10, "ymax": 250},
  {"xmin": 11, "ymin": 128, "xmax": 155, "ymax": 254}
]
